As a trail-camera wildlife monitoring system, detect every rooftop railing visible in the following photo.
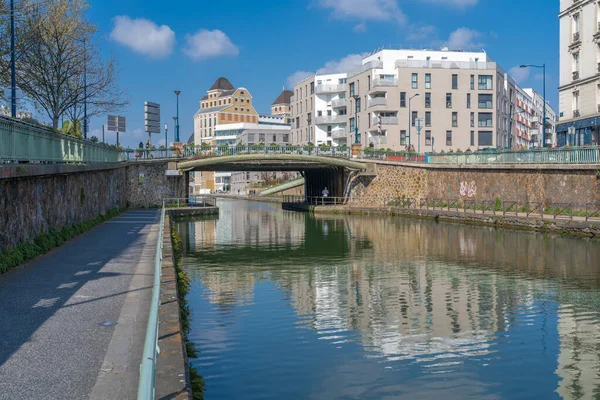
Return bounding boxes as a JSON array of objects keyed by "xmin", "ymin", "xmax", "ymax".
[
  {"xmin": 348, "ymin": 60, "xmax": 384, "ymax": 78},
  {"xmin": 395, "ymin": 60, "xmax": 497, "ymax": 71},
  {"xmin": 0, "ymin": 116, "xmax": 125, "ymax": 163}
]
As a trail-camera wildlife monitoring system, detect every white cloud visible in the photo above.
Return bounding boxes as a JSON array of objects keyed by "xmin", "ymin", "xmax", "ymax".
[
  {"xmin": 286, "ymin": 52, "xmax": 367, "ymax": 89},
  {"xmin": 316, "ymin": 0, "xmax": 406, "ymax": 24},
  {"xmin": 110, "ymin": 16, "xmax": 175, "ymax": 59},
  {"xmin": 183, "ymin": 29, "xmax": 239, "ymax": 60},
  {"xmin": 446, "ymin": 27, "xmax": 483, "ymax": 49},
  {"xmin": 132, "ymin": 128, "xmax": 144, "ymax": 137},
  {"xmin": 509, "ymin": 66, "xmax": 530, "ymax": 83},
  {"xmin": 287, "ymin": 71, "xmax": 314, "ymax": 88},
  {"xmin": 406, "ymin": 24, "xmax": 437, "ymax": 42},
  {"xmin": 353, "ymin": 23, "xmax": 367, "ymax": 33}
]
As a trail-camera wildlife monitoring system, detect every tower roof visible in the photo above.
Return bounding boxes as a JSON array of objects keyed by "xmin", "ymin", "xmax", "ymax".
[
  {"xmin": 272, "ymin": 90, "xmax": 293, "ymax": 106},
  {"xmin": 208, "ymin": 77, "xmax": 235, "ymax": 91}
]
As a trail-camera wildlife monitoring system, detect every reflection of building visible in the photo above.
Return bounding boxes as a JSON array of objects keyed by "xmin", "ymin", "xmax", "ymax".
[
  {"xmin": 557, "ymin": 0, "xmax": 600, "ymax": 146},
  {"xmin": 230, "ymin": 171, "xmax": 299, "ymax": 195}
]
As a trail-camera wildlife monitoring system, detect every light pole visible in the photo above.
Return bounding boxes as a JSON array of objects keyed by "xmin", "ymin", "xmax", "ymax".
[
  {"xmin": 83, "ymin": 38, "xmax": 87, "ymax": 138},
  {"xmin": 10, "ymin": 0, "xmax": 16, "ymax": 118},
  {"xmin": 520, "ymin": 64, "xmax": 546, "ymax": 147},
  {"xmin": 174, "ymin": 91, "xmax": 181, "ymax": 142},
  {"xmin": 164, "ymin": 123, "xmax": 168, "ymax": 157},
  {"xmin": 351, "ymin": 94, "xmax": 360, "ymax": 145},
  {"xmin": 408, "ymin": 93, "xmax": 420, "ymax": 148}
]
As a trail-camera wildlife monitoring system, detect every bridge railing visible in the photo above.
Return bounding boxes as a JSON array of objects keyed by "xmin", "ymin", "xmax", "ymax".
[
  {"xmin": 163, "ymin": 196, "xmax": 216, "ymax": 207},
  {"xmin": 426, "ymin": 146, "xmax": 600, "ymax": 165},
  {"xmin": 0, "ymin": 116, "xmax": 126, "ymax": 163}
]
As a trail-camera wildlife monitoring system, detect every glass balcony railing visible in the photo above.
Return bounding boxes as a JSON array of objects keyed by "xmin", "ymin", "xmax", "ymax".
[{"xmin": 315, "ymin": 84, "xmax": 347, "ymax": 94}]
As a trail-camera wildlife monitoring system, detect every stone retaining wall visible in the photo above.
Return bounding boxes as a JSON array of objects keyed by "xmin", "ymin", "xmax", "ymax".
[{"xmin": 349, "ymin": 162, "xmax": 600, "ymax": 209}]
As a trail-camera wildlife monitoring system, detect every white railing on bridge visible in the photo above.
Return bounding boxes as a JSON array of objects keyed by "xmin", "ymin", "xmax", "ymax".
[{"xmin": 426, "ymin": 147, "xmax": 600, "ymax": 165}]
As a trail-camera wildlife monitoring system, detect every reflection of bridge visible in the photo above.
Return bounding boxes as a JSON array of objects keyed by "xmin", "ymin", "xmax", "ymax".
[{"xmin": 178, "ymin": 154, "xmax": 371, "ymax": 199}]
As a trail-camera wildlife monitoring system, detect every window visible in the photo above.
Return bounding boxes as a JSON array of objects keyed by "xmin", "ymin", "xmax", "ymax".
[
  {"xmin": 412, "ymin": 111, "xmax": 418, "ymax": 126},
  {"xmin": 400, "ymin": 130, "xmax": 407, "ymax": 145},
  {"xmin": 470, "ymin": 131, "xmax": 475, "ymax": 146},
  {"xmin": 446, "ymin": 130, "xmax": 452, "ymax": 146},
  {"xmin": 368, "ymin": 75, "xmax": 371, "ymax": 90},
  {"xmin": 470, "ymin": 112, "xmax": 475, "ymax": 127},
  {"xmin": 425, "ymin": 74, "xmax": 431, "ymax": 89},
  {"xmin": 425, "ymin": 112, "xmax": 431, "ymax": 127},
  {"xmin": 272, "ymin": 134, "xmax": 277, "ymax": 143},
  {"xmin": 317, "ymin": 110, "xmax": 322, "ymax": 117},
  {"xmin": 368, "ymin": 112, "xmax": 371, "ymax": 127},
  {"xmin": 310, "ymin": 82, "xmax": 314, "ymax": 94},
  {"xmin": 356, "ymin": 98, "xmax": 361, "ymax": 113},
  {"xmin": 467, "ymin": 94, "xmax": 471, "ymax": 109},
  {"xmin": 470, "ymin": 75, "xmax": 474, "ymax": 90},
  {"xmin": 478, "ymin": 112, "xmax": 493, "ymax": 127},
  {"xmin": 283, "ymin": 134, "xmax": 289, "ymax": 142},
  {"xmin": 327, "ymin": 110, "xmax": 332, "ymax": 116},
  {"xmin": 446, "ymin": 93, "xmax": 452, "ymax": 108},
  {"xmin": 452, "ymin": 112, "xmax": 458, "ymax": 127},
  {"xmin": 478, "ymin": 131, "xmax": 493, "ymax": 146},
  {"xmin": 425, "ymin": 130, "xmax": 432, "ymax": 146},
  {"xmin": 296, "ymin": 117, "xmax": 300, "ymax": 129},
  {"xmin": 478, "ymin": 94, "xmax": 493, "ymax": 108},
  {"xmin": 452, "ymin": 74, "xmax": 458, "ymax": 90},
  {"xmin": 573, "ymin": 91, "xmax": 580, "ymax": 112},
  {"xmin": 259, "ymin": 133, "xmax": 265, "ymax": 142},
  {"xmin": 350, "ymin": 82, "xmax": 355, "ymax": 97},
  {"xmin": 248, "ymin": 133, "xmax": 255, "ymax": 143},
  {"xmin": 573, "ymin": 52, "xmax": 580, "ymax": 73},
  {"xmin": 247, "ymin": 99, "xmax": 250, "ymax": 103},
  {"xmin": 573, "ymin": 13, "xmax": 580, "ymax": 35},
  {"xmin": 412, "ymin": 73, "xmax": 418, "ymax": 89},
  {"xmin": 350, "ymin": 117, "xmax": 355, "ymax": 132},
  {"xmin": 478, "ymin": 75, "xmax": 493, "ymax": 90},
  {"xmin": 400, "ymin": 92, "xmax": 406, "ymax": 108},
  {"xmin": 425, "ymin": 93, "xmax": 431, "ymax": 108}
]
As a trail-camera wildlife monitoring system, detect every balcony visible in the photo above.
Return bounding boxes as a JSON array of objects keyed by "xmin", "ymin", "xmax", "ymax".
[
  {"xmin": 331, "ymin": 98, "xmax": 347, "ymax": 109},
  {"xmin": 573, "ymin": 110, "xmax": 581, "ymax": 118},
  {"xmin": 315, "ymin": 84, "xmax": 347, "ymax": 94},
  {"xmin": 371, "ymin": 116, "xmax": 399, "ymax": 126},
  {"xmin": 573, "ymin": 32, "xmax": 580, "ymax": 42},
  {"xmin": 348, "ymin": 60, "xmax": 384, "ymax": 78},
  {"xmin": 331, "ymin": 128, "xmax": 346, "ymax": 139},
  {"xmin": 315, "ymin": 115, "xmax": 347, "ymax": 125},
  {"xmin": 595, "ymin": 22, "xmax": 600, "ymax": 38},
  {"xmin": 368, "ymin": 97, "xmax": 387, "ymax": 108},
  {"xmin": 372, "ymin": 78, "xmax": 398, "ymax": 88},
  {"xmin": 573, "ymin": 71, "xmax": 580, "ymax": 81}
]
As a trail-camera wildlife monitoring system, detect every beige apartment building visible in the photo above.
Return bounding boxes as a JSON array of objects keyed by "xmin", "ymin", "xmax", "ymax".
[
  {"xmin": 271, "ymin": 89, "xmax": 294, "ymax": 124},
  {"xmin": 345, "ymin": 49, "xmax": 516, "ymax": 152},
  {"xmin": 557, "ymin": 0, "xmax": 600, "ymax": 145}
]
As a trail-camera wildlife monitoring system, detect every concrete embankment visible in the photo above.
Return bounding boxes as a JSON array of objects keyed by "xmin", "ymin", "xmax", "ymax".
[{"xmin": 286, "ymin": 204, "xmax": 600, "ymax": 238}]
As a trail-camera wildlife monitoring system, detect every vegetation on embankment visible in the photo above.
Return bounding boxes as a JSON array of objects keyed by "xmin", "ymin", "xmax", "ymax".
[
  {"xmin": 171, "ymin": 229, "xmax": 205, "ymax": 400},
  {"xmin": 0, "ymin": 208, "xmax": 123, "ymax": 275}
]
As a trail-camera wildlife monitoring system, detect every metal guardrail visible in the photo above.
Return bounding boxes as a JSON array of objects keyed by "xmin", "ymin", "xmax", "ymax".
[
  {"xmin": 427, "ymin": 147, "xmax": 600, "ymax": 165},
  {"xmin": 163, "ymin": 196, "xmax": 215, "ymax": 208},
  {"xmin": 282, "ymin": 195, "xmax": 347, "ymax": 206},
  {"xmin": 137, "ymin": 202, "xmax": 165, "ymax": 400},
  {"xmin": 0, "ymin": 116, "xmax": 126, "ymax": 163}
]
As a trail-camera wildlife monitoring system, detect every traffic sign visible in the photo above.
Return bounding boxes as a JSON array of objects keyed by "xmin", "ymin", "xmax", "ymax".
[
  {"xmin": 144, "ymin": 101, "xmax": 161, "ymax": 134},
  {"xmin": 107, "ymin": 115, "xmax": 126, "ymax": 132}
]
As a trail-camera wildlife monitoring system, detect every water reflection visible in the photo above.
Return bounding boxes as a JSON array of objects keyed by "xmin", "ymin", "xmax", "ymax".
[{"xmin": 175, "ymin": 199, "xmax": 600, "ymax": 400}]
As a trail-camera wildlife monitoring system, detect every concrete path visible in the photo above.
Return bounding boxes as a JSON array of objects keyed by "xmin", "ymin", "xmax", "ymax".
[{"xmin": 0, "ymin": 210, "xmax": 160, "ymax": 400}]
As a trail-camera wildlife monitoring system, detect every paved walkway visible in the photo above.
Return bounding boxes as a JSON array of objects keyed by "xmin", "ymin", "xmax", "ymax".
[{"xmin": 0, "ymin": 210, "xmax": 160, "ymax": 400}]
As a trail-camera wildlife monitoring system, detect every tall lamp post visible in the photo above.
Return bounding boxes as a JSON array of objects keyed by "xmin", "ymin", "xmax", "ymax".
[
  {"xmin": 351, "ymin": 94, "xmax": 360, "ymax": 145},
  {"xmin": 164, "ymin": 123, "xmax": 168, "ymax": 157},
  {"xmin": 520, "ymin": 64, "xmax": 546, "ymax": 147},
  {"xmin": 408, "ymin": 93, "xmax": 420, "ymax": 147},
  {"xmin": 83, "ymin": 38, "xmax": 87, "ymax": 138},
  {"xmin": 10, "ymin": 0, "xmax": 16, "ymax": 118},
  {"xmin": 174, "ymin": 90, "xmax": 181, "ymax": 142}
]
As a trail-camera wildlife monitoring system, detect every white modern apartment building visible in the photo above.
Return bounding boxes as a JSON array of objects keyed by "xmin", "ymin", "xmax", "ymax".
[
  {"xmin": 290, "ymin": 73, "xmax": 348, "ymax": 147},
  {"xmin": 557, "ymin": 0, "xmax": 600, "ymax": 146},
  {"xmin": 524, "ymin": 88, "xmax": 558, "ymax": 147}
]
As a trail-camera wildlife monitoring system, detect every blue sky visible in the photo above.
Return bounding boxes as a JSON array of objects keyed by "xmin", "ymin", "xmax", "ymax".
[{"xmin": 85, "ymin": 0, "xmax": 559, "ymax": 148}]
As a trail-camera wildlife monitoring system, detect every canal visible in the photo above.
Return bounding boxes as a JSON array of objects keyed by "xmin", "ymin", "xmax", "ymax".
[{"xmin": 173, "ymin": 199, "xmax": 600, "ymax": 400}]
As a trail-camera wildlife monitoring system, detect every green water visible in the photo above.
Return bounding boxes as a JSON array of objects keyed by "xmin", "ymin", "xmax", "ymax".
[{"xmin": 174, "ymin": 199, "xmax": 600, "ymax": 400}]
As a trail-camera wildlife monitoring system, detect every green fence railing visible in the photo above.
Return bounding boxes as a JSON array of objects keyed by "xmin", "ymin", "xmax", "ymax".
[
  {"xmin": 0, "ymin": 116, "xmax": 126, "ymax": 163},
  {"xmin": 426, "ymin": 147, "xmax": 600, "ymax": 165}
]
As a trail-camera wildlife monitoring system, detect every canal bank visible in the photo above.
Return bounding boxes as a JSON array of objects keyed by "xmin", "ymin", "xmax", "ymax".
[{"xmin": 283, "ymin": 203, "xmax": 600, "ymax": 238}]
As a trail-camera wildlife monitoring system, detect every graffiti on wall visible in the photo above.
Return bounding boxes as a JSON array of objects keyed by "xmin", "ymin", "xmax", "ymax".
[{"xmin": 460, "ymin": 181, "xmax": 477, "ymax": 198}]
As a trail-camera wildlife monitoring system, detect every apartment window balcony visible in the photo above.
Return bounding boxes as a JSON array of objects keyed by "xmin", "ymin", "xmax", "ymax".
[
  {"xmin": 368, "ymin": 97, "xmax": 387, "ymax": 108},
  {"xmin": 331, "ymin": 128, "xmax": 346, "ymax": 139},
  {"xmin": 331, "ymin": 98, "xmax": 347, "ymax": 108},
  {"xmin": 598, "ymin": 104, "xmax": 600, "ymax": 113},
  {"xmin": 371, "ymin": 116, "xmax": 399, "ymax": 126},
  {"xmin": 573, "ymin": 109, "xmax": 581, "ymax": 118},
  {"xmin": 372, "ymin": 78, "xmax": 398, "ymax": 88},
  {"xmin": 315, "ymin": 84, "xmax": 347, "ymax": 94},
  {"xmin": 572, "ymin": 32, "xmax": 580, "ymax": 43},
  {"xmin": 315, "ymin": 115, "xmax": 347, "ymax": 124},
  {"xmin": 572, "ymin": 71, "xmax": 580, "ymax": 81}
]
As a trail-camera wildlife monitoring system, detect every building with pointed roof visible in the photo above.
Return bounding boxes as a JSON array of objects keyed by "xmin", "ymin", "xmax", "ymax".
[{"xmin": 271, "ymin": 89, "xmax": 294, "ymax": 124}]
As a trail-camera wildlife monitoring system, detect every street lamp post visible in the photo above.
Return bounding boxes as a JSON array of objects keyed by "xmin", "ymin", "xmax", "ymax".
[
  {"xmin": 10, "ymin": 0, "xmax": 16, "ymax": 118},
  {"xmin": 164, "ymin": 123, "xmax": 168, "ymax": 158},
  {"xmin": 83, "ymin": 38, "xmax": 87, "ymax": 139},
  {"xmin": 172, "ymin": 116, "xmax": 177, "ymax": 153},
  {"xmin": 408, "ymin": 93, "xmax": 420, "ymax": 148},
  {"xmin": 352, "ymin": 94, "xmax": 360, "ymax": 145},
  {"xmin": 174, "ymin": 90, "xmax": 181, "ymax": 142},
  {"xmin": 520, "ymin": 64, "xmax": 546, "ymax": 147}
]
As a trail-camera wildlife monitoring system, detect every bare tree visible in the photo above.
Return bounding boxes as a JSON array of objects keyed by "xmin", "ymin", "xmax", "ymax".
[{"xmin": 2, "ymin": 0, "xmax": 128, "ymax": 128}]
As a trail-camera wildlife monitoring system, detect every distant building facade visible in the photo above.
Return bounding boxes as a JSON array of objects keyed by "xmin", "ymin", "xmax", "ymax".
[
  {"xmin": 271, "ymin": 89, "xmax": 293, "ymax": 124},
  {"xmin": 557, "ymin": 0, "xmax": 600, "ymax": 146}
]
